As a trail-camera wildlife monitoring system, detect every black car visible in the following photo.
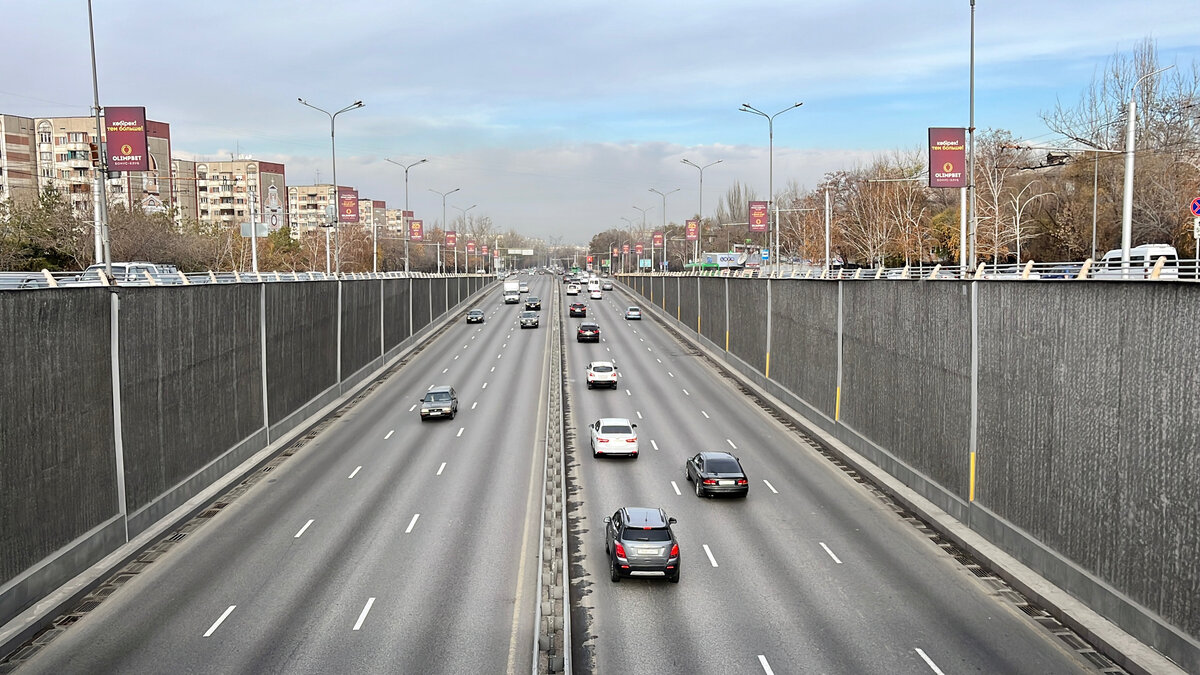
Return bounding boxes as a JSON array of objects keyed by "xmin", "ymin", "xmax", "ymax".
[
  {"xmin": 604, "ymin": 507, "xmax": 680, "ymax": 583},
  {"xmin": 577, "ymin": 321, "xmax": 600, "ymax": 342},
  {"xmin": 466, "ymin": 309, "xmax": 485, "ymax": 323},
  {"xmin": 525, "ymin": 296, "xmax": 542, "ymax": 310},
  {"xmin": 569, "ymin": 302, "xmax": 587, "ymax": 317},
  {"xmin": 519, "ymin": 310, "xmax": 540, "ymax": 329},
  {"xmin": 685, "ymin": 451, "xmax": 749, "ymax": 497}
]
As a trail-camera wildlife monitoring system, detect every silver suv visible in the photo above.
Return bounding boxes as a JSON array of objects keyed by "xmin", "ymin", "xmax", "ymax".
[
  {"xmin": 604, "ymin": 507, "xmax": 680, "ymax": 583},
  {"xmin": 419, "ymin": 385, "xmax": 458, "ymax": 420}
]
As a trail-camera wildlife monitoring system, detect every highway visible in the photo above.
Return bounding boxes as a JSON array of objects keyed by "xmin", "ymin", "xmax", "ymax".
[
  {"xmin": 563, "ymin": 281, "xmax": 1102, "ymax": 673},
  {"xmin": 16, "ymin": 280, "xmax": 551, "ymax": 674},
  {"xmin": 12, "ymin": 272, "xmax": 1111, "ymax": 674}
]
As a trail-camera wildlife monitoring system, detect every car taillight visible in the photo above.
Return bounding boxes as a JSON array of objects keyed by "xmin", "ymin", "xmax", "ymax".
[
  {"xmin": 669, "ymin": 544, "xmax": 679, "ymax": 557},
  {"xmin": 626, "ymin": 438, "xmax": 636, "ymax": 443},
  {"xmin": 737, "ymin": 479, "xmax": 748, "ymax": 485},
  {"xmin": 615, "ymin": 542, "xmax": 626, "ymax": 558},
  {"xmin": 598, "ymin": 438, "xmax": 609, "ymax": 443},
  {"xmin": 703, "ymin": 478, "xmax": 719, "ymax": 485}
]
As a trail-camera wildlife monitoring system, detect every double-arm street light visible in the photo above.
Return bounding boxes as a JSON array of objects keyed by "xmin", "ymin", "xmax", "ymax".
[
  {"xmin": 298, "ymin": 98, "xmax": 364, "ymax": 275},
  {"xmin": 739, "ymin": 102, "xmax": 802, "ymax": 269},
  {"xmin": 632, "ymin": 206, "xmax": 653, "ymax": 273},
  {"xmin": 451, "ymin": 203, "xmax": 476, "ymax": 274},
  {"xmin": 384, "ymin": 158, "xmax": 428, "ymax": 274},
  {"xmin": 649, "ymin": 188, "xmax": 678, "ymax": 272},
  {"xmin": 681, "ymin": 159, "xmax": 722, "ymax": 265},
  {"xmin": 428, "ymin": 188, "xmax": 461, "ymax": 274}
]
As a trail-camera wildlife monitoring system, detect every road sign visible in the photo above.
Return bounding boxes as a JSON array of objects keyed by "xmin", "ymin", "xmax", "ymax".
[
  {"xmin": 761, "ymin": 248, "xmax": 769, "ymax": 260},
  {"xmin": 1194, "ymin": 216, "xmax": 1200, "ymax": 239},
  {"xmin": 1191, "ymin": 198, "xmax": 1200, "ymax": 217}
]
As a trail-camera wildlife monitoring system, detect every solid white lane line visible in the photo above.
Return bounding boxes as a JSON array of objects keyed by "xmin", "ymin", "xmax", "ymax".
[
  {"xmin": 348, "ymin": 466, "xmax": 362, "ymax": 479},
  {"xmin": 671, "ymin": 481, "xmax": 681, "ymax": 495},
  {"xmin": 408, "ymin": 404, "xmax": 416, "ymax": 412},
  {"xmin": 405, "ymin": 514, "xmax": 420, "ymax": 533},
  {"xmin": 442, "ymin": 368, "xmax": 448, "ymax": 374},
  {"xmin": 294, "ymin": 519, "xmax": 314, "ymax": 538},
  {"xmin": 482, "ymin": 382, "xmax": 488, "ymax": 389},
  {"xmin": 682, "ymin": 389, "xmax": 690, "ymax": 396},
  {"xmin": 701, "ymin": 411, "xmax": 710, "ymax": 419},
  {"xmin": 471, "ymin": 401, "xmax": 478, "ymax": 409},
  {"xmin": 204, "ymin": 605, "xmax": 236, "ymax": 637},
  {"xmin": 702, "ymin": 544, "xmax": 719, "ymax": 567},
  {"xmin": 758, "ymin": 655, "xmax": 775, "ymax": 675},
  {"xmin": 384, "ymin": 430, "xmax": 394, "ymax": 440},
  {"xmin": 636, "ymin": 411, "xmax": 643, "ymax": 419},
  {"xmin": 457, "ymin": 427, "xmax": 464, "ymax": 437},
  {"xmin": 650, "ymin": 440, "xmax": 659, "ymax": 450},
  {"xmin": 763, "ymin": 479, "xmax": 778, "ymax": 494},
  {"xmin": 625, "ymin": 389, "xmax": 631, "ymax": 396},
  {"xmin": 437, "ymin": 462, "xmax": 446, "ymax": 476},
  {"xmin": 353, "ymin": 597, "xmax": 375, "ymax": 631},
  {"xmin": 726, "ymin": 438, "xmax": 737, "ymax": 449},
  {"xmin": 820, "ymin": 542, "xmax": 843, "ymax": 564},
  {"xmin": 915, "ymin": 648, "xmax": 946, "ymax": 675}
]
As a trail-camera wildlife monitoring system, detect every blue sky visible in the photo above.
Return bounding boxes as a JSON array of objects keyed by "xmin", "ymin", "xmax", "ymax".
[{"xmin": 3, "ymin": 1, "xmax": 1200, "ymax": 244}]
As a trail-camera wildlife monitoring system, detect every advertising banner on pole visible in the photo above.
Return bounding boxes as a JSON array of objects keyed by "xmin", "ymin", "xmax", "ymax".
[
  {"xmin": 446, "ymin": 231, "xmax": 457, "ymax": 247},
  {"xmin": 409, "ymin": 219, "xmax": 424, "ymax": 242},
  {"xmin": 928, "ymin": 127, "xmax": 967, "ymax": 188},
  {"xmin": 652, "ymin": 231, "xmax": 664, "ymax": 247},
  {"xmin": 481, "ymin": 244, "xmax": 489, "ymax": 255},
  {"xmin": 685, "ymin": 219, "xmax": 699, "ymax": 241},
  {"xmin": 635, "ymin": 243, "xmax": 644, "ymax": 255},
  {"xmin": 622, "ymin": 244, "xmax": 630, "ymax": 254},
  {"xmin": 336, "ymin": 184, "xmax": 357, "ymax": 222},
  {"xmin": 467, "ymin": 240, "xmax": 476, "ymax": 254},
  {"xmin": 103, "ymin": 106, "xmax": 149, "ymax": 171},
  {"xmin": 612, "ymin": 247, "xmax": 619, "ymax": 256},
  {"xmin": 749, "ymin": 201, "xmax": 768, "ymax": 232}
]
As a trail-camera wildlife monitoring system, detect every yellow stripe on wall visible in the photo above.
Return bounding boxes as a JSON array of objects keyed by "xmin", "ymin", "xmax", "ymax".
[
  {"xmin": 969, "ymin": 451, "xmax": 976, "ymax": 502},
  {"xmin": 764, "ymin": 352, "xmax": 770, "ymax": 378},
  {"xmin": 835, "ymin": 386, "xmax": 842, "ymax": 421},
  {"xmin": 725, "ymin": 330, "xmax": 729, "ymax": 352}
]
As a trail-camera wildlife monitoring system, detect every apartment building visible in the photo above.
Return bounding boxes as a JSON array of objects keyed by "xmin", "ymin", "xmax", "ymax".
[
  {"xmin": 287, "ymin": 183, "xmax": 335, "ymax": 235},
  {"xmin": 0, "ymin": 114, "xmax": 37, "ymax": 203},
  {"xmin": 172, "ymin": 159, "xmax": 287, "ymax": 230},
  {"xmin": 359, "ymin": 198, "xmax": 387, "ymax": 234}
]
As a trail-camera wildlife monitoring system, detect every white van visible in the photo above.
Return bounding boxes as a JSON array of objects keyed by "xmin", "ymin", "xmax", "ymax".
[
  {"xmin": 587, "ymin": 278, "xmax": 601, "ymax": 294},
  {"xmin": 1094, "ymin": 244, "xmax": 1179, "ymax": 279}
]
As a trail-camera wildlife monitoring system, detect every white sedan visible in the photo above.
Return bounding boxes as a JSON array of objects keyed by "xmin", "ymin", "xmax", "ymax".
[
  {"xmin": 589, "ymin": 418, "xmax": 639, "ymax": 458},
  {"xmin": 586, "ymin": 361, "xmax": 619, "ymax": 389}
]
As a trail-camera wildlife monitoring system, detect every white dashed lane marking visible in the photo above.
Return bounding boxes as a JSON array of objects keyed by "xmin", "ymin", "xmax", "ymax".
[
  {"xmin": 384, "ymin": 430, "xmax": 394, "ymax": 440},
  {"xmin": 203, "ymin": 606, "xmax": 236, "ymax": 638},
  {"xmin": 294, "ymin": 519, "xmax": 314, "ymax": 538},
  {"xmin": 352, "ymin": 598, "xmax": 375, "ymax": 631},
  {"xmin": 348, "ymin": 466, "xmax": 362, "ymax": 479},
  {"xmin": 405, "ymin": 514, "xmax": 420, "ymax": 534},
  {"xmin": 762, "ymin": 480, "xmax": 778, "ymax": 494},
  {"xmin": 820, "ymin": 542, "xmax": 843, "ymax": 564},
  {"xmin": 702, "ymin": 544, "xmax": 719, "ymax": 567}
]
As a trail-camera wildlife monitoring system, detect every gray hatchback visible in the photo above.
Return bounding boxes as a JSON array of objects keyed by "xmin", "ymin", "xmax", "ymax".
[{"xmin": 604, "ymin": 507, "xmax": 680, "ymax": 583}]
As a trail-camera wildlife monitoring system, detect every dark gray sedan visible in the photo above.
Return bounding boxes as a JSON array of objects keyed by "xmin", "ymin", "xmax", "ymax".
[
  {"xmin": 685, "ymin": 451, "xmax": 749, "ymax": 497},
  {"xmin": 604, "ymin": 507, "xmax": 680, "ymax": 583}
]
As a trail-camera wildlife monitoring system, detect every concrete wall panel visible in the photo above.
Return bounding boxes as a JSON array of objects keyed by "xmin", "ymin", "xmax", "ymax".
[
  {"xmin": 383, "ymin": 279, "xmax": 411, "ymax": 351},
  {"xmin": 339, "ymin": 281, "xmax": 381, "ymax": 378},
  {"xmin": 412, "ymin": 279, "xmax": 432, "ymax": 333},
  {"xmin": 430, "ymin": 278, "xmax": 448, "ymax": 320},
  {"xmin": 679, "ymin": 278, "xmax": 699, "ymax": 332},
  {"xmin": 698, "ymin": 277, "xmax": 725, "ymax": 347},
  {"xmin": 727, "ymin": 279, "xmax": 768, "ymax": 371},
  {"xmin": 770, "ymin": 281, "xmax": 839, "ymax": 419},
  {"xmin": 265, "ymin": 282, "xmax": 338, "ymax": 426}
]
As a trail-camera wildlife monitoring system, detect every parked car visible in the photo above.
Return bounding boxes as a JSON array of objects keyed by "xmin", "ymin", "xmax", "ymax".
[
  {"xmin": 684, "ymin": 451, "xmax": 749, "ymax": 498},
  {"xmin": 466, "ymin": 309, "xmax": 485, "ymax": 323},
  {"xmin": 589, "ymin": 417, "xmax": 638, "ymax": 457},
  {"xmin": 519, "ymin": 310, "xmax": 540, "ymax": 328},
  {"xmin": 577, "ymin": 321, "xmax": 600, "ymax": 342},
  {"xmin": 569, "ymin": 302, "xmax": 587, "ymax": 317},
  {"xmin": 419, "ymin": 385, "xmax": 458, "ymax": 420},
  {"xmin": 604, "ymin": 507, "xmax": 680, "ymax": 583},
  {"xmin": 525, "ymin": 296, "xmax": 542, "ymax": 310},
  {"xmin": 624, "ymin": 306, "xmax": 642, "ymax": 320},
  {"xmin": 586, "ymin": 361, "xmax": 618, "ymax": 389}
]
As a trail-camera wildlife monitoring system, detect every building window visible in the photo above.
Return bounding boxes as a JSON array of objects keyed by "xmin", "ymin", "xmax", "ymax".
[
  {"xmin": 68, "ymin": 132, "xmax": 87, "ymax": 143},
  {"xmin": 38, "ymin": 132, "xmax": 51, "ymax": 143}
]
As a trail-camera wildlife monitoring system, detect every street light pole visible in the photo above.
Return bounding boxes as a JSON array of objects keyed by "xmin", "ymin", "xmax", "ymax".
[
  {"xmin": 298, "ymin": 98, "xmax": 364, "ymax": 276},
  {"xmin": 451, "ymin": 203, "xmax": 476, "ymax": 275},
  {"xmin": 632, "ymin": 205, "xmax": 653, "ymax": 273},
  {"xmin": 86, "ymin": 0, "xmax": 111, "ymax": 276},
  {"xmin": 739, "ymin": 102, "xmax": 802, "ymax": 269},
  {"xmin": 429, "ymin": 187, "xmax": 460, "ymax": 274},
  {"xmin": 649, "ymin": 188, "xmax": 679, "ymax": 272},
  {"xmin": 1121, "ymin": 64, "xmax": 1174, "ymax": 270},
  {"xmin": 681, "ymin": 159, "xmax": 722, "ymax": 265},
  {"xmin": 384, "ymin": 158, "xmax": 428, "ymax": 274}
]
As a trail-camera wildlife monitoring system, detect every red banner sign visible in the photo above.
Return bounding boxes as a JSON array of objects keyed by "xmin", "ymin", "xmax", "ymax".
[
  {"xmin": 409, "ymin": 219, "xmax": 424, "ymax": 242},
  {"xmin": 635, "ymin": 243, "xmax": 644, "ymax": 255},
  {"xmin": 685, "ymin": 219, "xmax": 699, "ymax": 241},
  {"xmin": 652, "ymin": 231, "xmax": 664, "ymax": 247},
  {"xmin": 467, "ymin": 240, "xmax": 476, "ymax": 254},
  {"xmin": 338, "ymin": 188, "xmax": 359, "ymax": 223},
  {"xmin": 103, "ymin": 106, "xmax": 149, "ymax": 171},
  {"xmin": 586, "ymin": 255, "xmax": 594, "ymax": 264},
  {"xmin": 749, "ymin": 201, "xmax": 768, "ymax": 232},
  {"xmin": 622, "ymin": 244, "xmax": 630, "ymax": 254},
  {"xmin": 446, "ymin": 231, "xmax": 457, "ymax": 247},
  {"xmin": 928, "ymin": 127, "xmax": 967, "ymax": 188},
  {"xmin": 481, "ymin": 245, "xmax": 489, "ymax": 255},
  {"xmin": 612, "ymin": 247, "xmax": 618, "ymax": 256}
]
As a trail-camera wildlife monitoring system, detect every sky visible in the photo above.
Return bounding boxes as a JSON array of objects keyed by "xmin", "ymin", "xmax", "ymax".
[{"xmin": 4, "ymin": 1, "xmax": 1200, "ymax": 245}]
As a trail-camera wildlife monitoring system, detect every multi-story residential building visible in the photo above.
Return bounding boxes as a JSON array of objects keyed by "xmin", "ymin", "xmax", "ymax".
[
  {"xmin": 359, "ymin": 198, "xmax": 387, "ymax": 235},
  {"xmin": 0, "ymin": 114, "xmax": 37, "ymax": 203},
  {"xmin": 172, "ymin": 159, "xmax": 287, "ymax": 231},
  {"xmin": 287, "ymin": 183, "xmax": 335, "ymax": 236}
]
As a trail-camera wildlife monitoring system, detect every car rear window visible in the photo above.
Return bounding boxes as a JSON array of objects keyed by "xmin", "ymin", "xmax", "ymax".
[
  {"xmin": 591, "ymin": 365, "xmax": 612, "ymax": 372},
  {"xmin": 601, "ymin": 424, "xmax": 632, "ymax": 434},
  {"xmin": 622, "ymin": 527, "xmax": 671, "ymax": 541},
  {"xmin": 429, "ymin": 392, "xmax": 451, "ymax": 401},
  {"xmin": 706, "ymin": 458, "xmax": 742, "ymax": 473}
]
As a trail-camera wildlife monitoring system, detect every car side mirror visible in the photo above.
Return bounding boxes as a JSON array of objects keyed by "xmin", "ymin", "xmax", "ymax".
[
  {"xmin": 668, "ymin": 517, "xmax": 677, "ymax": 524},
  {"xmin": 603, "ymin": 516, "xmax": 611, "ymax": 524},
  {"xmin": 612, "ymin": 366, "xmax": 617, "ymax": 370},
  {"xmin": 631, "ymin": 423, "xmax": 638, "ymax": 428}
]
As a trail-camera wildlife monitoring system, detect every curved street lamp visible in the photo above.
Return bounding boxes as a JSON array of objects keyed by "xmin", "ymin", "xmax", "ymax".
[
  {"xmin": 451, "ymin": 203, "xmax": 477, "ymax": 274},
  {"xmin": 649, "ymin": 188, "xmax": 678, "ymax": 272},
  {"xmin": 739, "ymin": 102, "xmax": 802, "ymax": 268},
  {"xmin": 299, "ymin": 98, "xmax": 364, "ymax": 275},
  {"xmin": 681, "ymin": 159, "xmax": 722, "ymax": 264},
  {"xmin": 384, "ymin": 158, "xmax": 428, "ymax": 273},
  {"xmin": 428, "ymin": 187, "xmax": 460, "ymax": 274}
]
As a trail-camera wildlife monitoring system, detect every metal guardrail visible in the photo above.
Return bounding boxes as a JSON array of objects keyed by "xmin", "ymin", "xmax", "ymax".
[
  {"xmin": 621, "ymin": 257, "xmax": 1200, "ymax": 281},
  {"xmin": 0, "ymin": 269, "xmax": 489, "ymax": 290}
]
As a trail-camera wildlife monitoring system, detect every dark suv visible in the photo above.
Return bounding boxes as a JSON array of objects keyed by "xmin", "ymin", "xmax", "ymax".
[
  {"xmin": 604, "ymin": 507, "xmax": 680, "ymax": 583},
  {"xmin": 419, "ymin": 385, "xmax": 458, "ymax": 420}
]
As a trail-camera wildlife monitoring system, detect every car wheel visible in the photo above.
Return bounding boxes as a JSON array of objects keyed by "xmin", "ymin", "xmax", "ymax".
[
  {"xmin": 684, "ymin": 469, "xmax": 692, "ymax": 482},
  {"xmin": 587, "ymin": 382, "xmax": 592, "ymax": 389},
  {"xmin": 694, "ymin": 480, "xmax": 704, "ymax": 498},
  {"xmin": 610, "ymin": 557, "xmax": 621, "ymax": 583},
  {"xmin": 669, "ymin": 568, "xmax": 680, "ymax": 584}
]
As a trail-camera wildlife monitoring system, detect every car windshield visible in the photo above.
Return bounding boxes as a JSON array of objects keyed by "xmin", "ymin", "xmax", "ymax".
[
  {"xmin": 627, "ymin": 307, "xmax": 639, "ymax": 313},
  {"xmin": 622, "ymin": 527, "xmax": 671, "ymax": 542},
  {"xmin": 601, "ymin": 424, "xmax": 632, "ymax": 434},
  {"xmin": 706, "ymin": 458, "xmax": 742, "ymax": 473},
  {"xmin": 429, "ymin": 392, "xmax": 451, "ymax": 402},
  {"xmin": 591, "ymin": 365, "xmax": 612, "ymax": 372}
]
